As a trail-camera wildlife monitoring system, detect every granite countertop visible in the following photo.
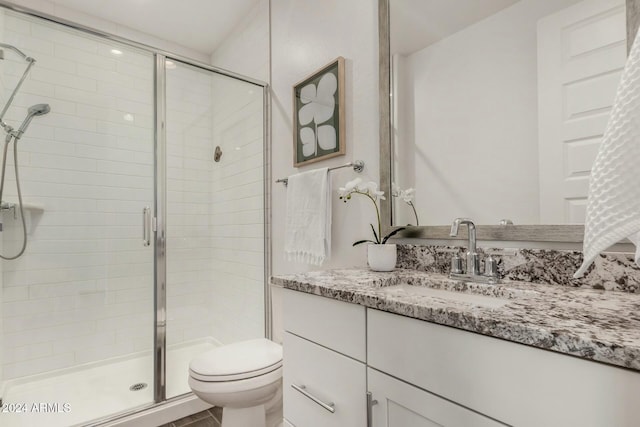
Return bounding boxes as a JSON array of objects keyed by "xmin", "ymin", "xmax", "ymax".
[{"xmin": 272, "ymin": 268, "xmax": 640, "ymax": 371}]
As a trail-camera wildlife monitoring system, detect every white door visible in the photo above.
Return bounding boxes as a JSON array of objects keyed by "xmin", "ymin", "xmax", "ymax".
[
  {"xmin": 368, "ymin": 368, "xmax": 505, "ymax": 427},
  {"xmin": 538, "ymin": 0, "xmax": 627, "ymax": 223}
]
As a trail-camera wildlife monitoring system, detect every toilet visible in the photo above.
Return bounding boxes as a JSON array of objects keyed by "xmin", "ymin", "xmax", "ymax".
[{"xmin": 188, "ymin": 338, "xmax": 283, "ymax": 427}]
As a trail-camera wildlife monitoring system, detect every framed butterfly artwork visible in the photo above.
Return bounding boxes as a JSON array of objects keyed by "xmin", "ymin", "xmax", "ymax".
[{"xmin": 292, "ymin": 57, "xmax": 345, "ymax": 167}]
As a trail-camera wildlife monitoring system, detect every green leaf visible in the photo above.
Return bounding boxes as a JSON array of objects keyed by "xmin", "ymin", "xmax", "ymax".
[
  {"xmin": 381, "ymin": 227, "xmax": 406, "ymax": 244},
  {"xmin": 370, "ymin": 223, "xmax": 380, "ymax": 243},
  {"xmin": 353, "ymin": 239, "xmax": 376, "ymax": 246}
]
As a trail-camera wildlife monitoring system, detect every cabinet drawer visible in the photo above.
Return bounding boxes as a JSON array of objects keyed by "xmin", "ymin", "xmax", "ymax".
[
  {"xmin": 283, "ymin": 289, "xmax": 366, "ymax": 361},
  {"xmin": 368, "ymin": 309, "xmax": 640, "ymax": 427},
  {"xmin": 283, "ymin": 332, "xmax": 366, "ymax": 427},
  {"xmin": 369, "ymin": 368, "xmax": 504, "ymax": 426}
]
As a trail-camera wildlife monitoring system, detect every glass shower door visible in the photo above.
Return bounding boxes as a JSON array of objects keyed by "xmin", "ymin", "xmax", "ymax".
[
  {"xmin": 0, "ymin": 10, "xmax": 156, "ymax": 427},
  {"xmin": 164, "ymin": 59, "xmax": 265, "ymax": 398}
]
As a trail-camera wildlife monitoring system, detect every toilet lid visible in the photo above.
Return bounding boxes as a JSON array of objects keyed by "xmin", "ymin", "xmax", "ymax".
[{"xmin": 189, "ymin": 338, "xmax": 283, "ymax": 382}]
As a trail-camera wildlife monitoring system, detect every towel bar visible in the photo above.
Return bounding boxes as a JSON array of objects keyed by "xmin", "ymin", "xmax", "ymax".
[{"xmin": 276, "ymin": 160, "xmax": 365, "ymax": 186}]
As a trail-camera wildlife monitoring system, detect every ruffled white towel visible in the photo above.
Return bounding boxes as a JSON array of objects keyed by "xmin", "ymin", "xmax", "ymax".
[
  {"xmin": 575, "ymin": 29, "xmax": 640, "ymax": 278},
  {"xmin": 284, "ymin": 168, "xmax": 331, "ymax": 265}
]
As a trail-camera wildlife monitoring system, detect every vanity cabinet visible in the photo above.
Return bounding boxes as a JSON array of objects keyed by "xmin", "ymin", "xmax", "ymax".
[
  {"xmin": 283, "ymin": 289, "xmax": 640, "ymax": 427},
  {"xmin": 368, "ymin": 309, "xmax": 640, "ymax": 427}
]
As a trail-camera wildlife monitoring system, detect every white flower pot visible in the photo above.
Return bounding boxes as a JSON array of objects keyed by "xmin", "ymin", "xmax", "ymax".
[{"xmin": 367, "ymin": 243, "xmax": 397, "ymax": 272}]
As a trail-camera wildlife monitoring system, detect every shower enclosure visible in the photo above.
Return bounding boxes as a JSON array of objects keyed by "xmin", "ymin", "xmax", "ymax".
[{"xmin": 0, "ymin": 4, "xmax": 267, "ymax": 427}]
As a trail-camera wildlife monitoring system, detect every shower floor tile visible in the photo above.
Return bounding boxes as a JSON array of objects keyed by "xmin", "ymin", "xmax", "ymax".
[{"xmin": 0, "ymin": 340, "xmax": 217, "ymax": 427}]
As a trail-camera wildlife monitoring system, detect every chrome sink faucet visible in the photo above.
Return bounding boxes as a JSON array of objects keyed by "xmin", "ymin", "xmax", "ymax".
[
  {"xmin": 450, "ymin": 218, "xmax": 480, "ymax": 275},
  {"xmin": 449, "ymin": 218, "xmax": 499, "ymax": 284}
]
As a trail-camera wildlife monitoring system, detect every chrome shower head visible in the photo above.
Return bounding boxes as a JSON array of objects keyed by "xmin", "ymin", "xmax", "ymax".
[
  {"xmin": 15, "ymin": 103, "xmax": 50, "ymax": 138},
  {"xmin": 28, "ymin": 103, "xmax": 51, "ymax": 116}
]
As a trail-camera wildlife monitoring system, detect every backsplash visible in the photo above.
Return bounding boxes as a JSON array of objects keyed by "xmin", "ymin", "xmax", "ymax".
[{"xmin": 396, "ymin": 244, "xmax": 640, "ymax": 293}]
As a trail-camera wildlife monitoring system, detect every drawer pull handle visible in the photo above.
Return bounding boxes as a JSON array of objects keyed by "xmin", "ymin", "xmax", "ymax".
[
  {"xmin": 291, "ymin": 384, "xmax": 336, "ymax": 414},
  {"xmin": 367, "ymin": 392, "xmax": 378, "ymax": 427}
]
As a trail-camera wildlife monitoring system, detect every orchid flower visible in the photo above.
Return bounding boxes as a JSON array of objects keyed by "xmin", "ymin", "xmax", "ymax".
[
  {"xmin": 391, "ymin": 184, "xmax": 419, "ymax": 225},
  {"xmin": 338, "ymin": 179, "xmax": 405, "ymax": 245}
]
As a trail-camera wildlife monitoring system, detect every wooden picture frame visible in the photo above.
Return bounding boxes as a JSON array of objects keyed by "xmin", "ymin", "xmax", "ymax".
[{"xmin": 292, "ymin": 56, "xmax": 345, "ymax": 167}]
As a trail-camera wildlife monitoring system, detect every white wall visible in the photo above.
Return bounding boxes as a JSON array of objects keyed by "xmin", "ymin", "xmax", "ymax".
[
  {"xmin": 396, "ymin": 0, "xmax": 580, "ymax": 225},
  {"xmin": 210, "ymin": 0, "xmax": 270, "ymax": 83},
  {"xmin": 270, "ymin": 0, "xmax": 380, "ymax": 341}
]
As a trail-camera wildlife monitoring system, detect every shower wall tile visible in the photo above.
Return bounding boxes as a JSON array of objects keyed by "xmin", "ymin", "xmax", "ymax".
[
  {"xmin": 207, "ymin": 74, "xmax": 265, "ymax": 344},
  {"xmin": 165, "ymin": 63, "xmax": 219, "ymax": 353},
  {"xmin": 2, "ymin": 352, "xmax": 75, "ymax": 379},
  {"xmin": 0, "ymin": 12, "xmax": 155, "ymax": 382},
  {"xmin": 2, "ymin": 342, "xmax": 52, "ymax": 365}
]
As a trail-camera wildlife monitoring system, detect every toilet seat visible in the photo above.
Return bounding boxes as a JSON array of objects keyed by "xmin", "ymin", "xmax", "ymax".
[
  {"xmin": 189, "ymin": 338, "xmax": 283, "ymax": 382},
  {"xmin": 189, "ymin": 366, "xmax": 283, "ymax": 395}
]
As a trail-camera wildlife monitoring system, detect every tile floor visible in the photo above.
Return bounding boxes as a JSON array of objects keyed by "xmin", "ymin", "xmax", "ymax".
[{"xmin": 161, "ymin": 407, "xmax": 222, "ymax": 427}]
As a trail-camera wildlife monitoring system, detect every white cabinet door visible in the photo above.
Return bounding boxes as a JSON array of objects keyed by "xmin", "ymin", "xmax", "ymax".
[
  {"xmin": 367, "ymin": 368, "xmax": 506, "ymax": 427},
  {"xmin": 368, "ymin": 369, "xmax": 505, "ymax": 427},
  {"xmin": 283, "ymin": 332, "xmax": 366, "ymax": 427}
]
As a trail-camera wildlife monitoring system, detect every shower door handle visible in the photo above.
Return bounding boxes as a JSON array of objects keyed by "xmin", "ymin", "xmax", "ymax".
[{"xmin": 143, "ymin": 206, "xmax": 151, "ymax": 246}]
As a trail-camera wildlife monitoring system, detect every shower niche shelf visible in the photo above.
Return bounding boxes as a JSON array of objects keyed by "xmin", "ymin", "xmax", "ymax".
[
  {"xmin": 0, "ymin": 201, "xmax": 44, "ymax": 214},
  {"xmin": 0, "ymin": 201, "xmax": 44, "ymax": 234}
]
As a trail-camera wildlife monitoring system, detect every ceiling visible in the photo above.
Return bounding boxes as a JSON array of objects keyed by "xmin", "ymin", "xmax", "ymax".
[
  {"xmin": 391, "ymin": 0, "xmax": 520, "ymax": 55},
  {"xmin": 49, "ymin": 0, "xmax": 261, "ymax": 55}
]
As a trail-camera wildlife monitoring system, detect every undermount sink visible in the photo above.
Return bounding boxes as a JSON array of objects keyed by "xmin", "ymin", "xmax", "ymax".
[{"xmin": 379, "ymin": 282, "xmax": 521, "ymax": 309}]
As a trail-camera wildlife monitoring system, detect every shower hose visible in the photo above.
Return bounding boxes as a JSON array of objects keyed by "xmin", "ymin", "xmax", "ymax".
[{"xmin": 0, "ymin": 131, "xmax": 28, "ymax": 259}]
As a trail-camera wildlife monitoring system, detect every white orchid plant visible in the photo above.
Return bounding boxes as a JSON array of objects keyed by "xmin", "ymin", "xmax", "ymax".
[
  {"xmin": 338, "ymin": 178, "xmax": 406, "ymax": 246},
  {"xmin": 392, "ymin": 184, "xmax": 419, "ymax": 226}
]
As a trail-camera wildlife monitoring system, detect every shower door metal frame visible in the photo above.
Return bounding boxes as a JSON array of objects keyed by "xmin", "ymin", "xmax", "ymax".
[
  {"xmin": 154, "ymin": 53, "xmax": 168, "ymax": 403},
  {"xmin": 0, "ymin": 0, "xmax": 272, "ymax": 423}
]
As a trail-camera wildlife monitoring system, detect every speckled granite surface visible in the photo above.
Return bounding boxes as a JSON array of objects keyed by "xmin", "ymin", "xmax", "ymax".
[
  {"xmin": 272, "ymin": 269, "xmax": 640, "ymax": 371},
  {"xmin": 397, "ymin": 244, "xmax": 640, "ymax": 292}
]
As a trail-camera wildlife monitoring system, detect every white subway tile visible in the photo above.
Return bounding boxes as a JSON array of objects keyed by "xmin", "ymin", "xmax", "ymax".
[
  {"xmin": 4, "ymin": 31, "xmax": 54, "ymax": 56},
  {"xmin": 32, "ymin": 24, "xmax": 98, "ymax": 53},
  {"xmin": 77, "ymin": 63, "xmax": 136, "ymax": 87},
  {"xmin": 54, "ymin": 127, "xmax": 118, "ymax": 146},
  {"xmin": 52, "ymin": 331, "xmax": 116, "ymax": 355},
  {"xmin": 54, "ymin": 44, "xmax": 116, "ymax": 71},
  {"xmin": 5, "ymin": 16, "xmax": 32, "ymax": 35},
  {"xmin": 2, "ymin": 286, "xmax": 29, "ymax": 302},
  {"xmin": 54, "ymin": 85, "xmax": 116, "ymax": 109},
  {"xmin": 2, "ymin": 342, "xmax": 52, "ymax": 365},
  {"xmin": 31, "ymin": 67, "xmax": 97, "ymax": 92},
  {"xmin": 3, "ymin": 352, "xmax": 75, "ymax": 378}
]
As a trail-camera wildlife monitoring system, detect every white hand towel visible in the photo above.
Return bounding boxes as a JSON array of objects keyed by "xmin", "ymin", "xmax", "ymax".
[
  {"xmin": 284, "ymin": 168, "xmax": 331, "ymax": 265},
  {"xmin": 575, "ymin": 29, "xmax": 640, "ymax": 278}
]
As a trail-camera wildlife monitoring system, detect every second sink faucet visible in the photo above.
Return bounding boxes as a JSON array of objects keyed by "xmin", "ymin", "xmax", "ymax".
[{"xmin": 449, "ymin": 218, "xmax": 480, "ymax": 276}]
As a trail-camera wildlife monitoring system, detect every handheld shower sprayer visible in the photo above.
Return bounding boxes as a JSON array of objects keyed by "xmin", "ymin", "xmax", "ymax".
[
  {"xmin": 15, "ymin": 103, "xmax": 51, "ymax": 140},
  {"xmin": 0, "ymin": 103, "xmax": 50, "ymax": 260}
]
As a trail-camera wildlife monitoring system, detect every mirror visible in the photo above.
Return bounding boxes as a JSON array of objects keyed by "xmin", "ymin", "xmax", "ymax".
[{"xmin": 380, "ymin": 0, "xmax": 638, "ymax": 242}]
